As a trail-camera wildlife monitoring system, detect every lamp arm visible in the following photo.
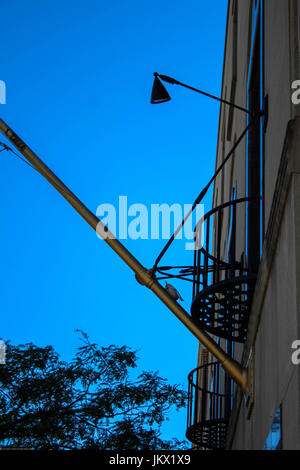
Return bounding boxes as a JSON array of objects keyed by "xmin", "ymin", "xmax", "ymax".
[
  {"xmin": 156, "ymin": 73, "xmax": 253, "ymax": 116},
  {"xmin": 0, "ymin": 116, "xmax": 248, "ymax": 393}
]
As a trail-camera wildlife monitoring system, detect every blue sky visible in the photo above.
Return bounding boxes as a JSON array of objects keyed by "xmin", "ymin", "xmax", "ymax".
[{"xmin": 0, "ymin": 0, "xmax": 227, "ymax": 444}]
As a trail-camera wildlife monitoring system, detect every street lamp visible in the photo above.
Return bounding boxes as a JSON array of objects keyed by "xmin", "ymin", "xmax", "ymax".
[
  {"xmin": 151, "ymin": 74, "xmax": 171, "ymax": 104},
  {"xmin": 151, "ymin": 72, "xmax": 253, "ymax": 115}
]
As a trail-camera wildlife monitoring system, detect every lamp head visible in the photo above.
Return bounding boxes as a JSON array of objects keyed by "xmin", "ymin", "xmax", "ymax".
[{"xmin": 151, "ymin": 73, "xmax": 171, "ymax": 104}]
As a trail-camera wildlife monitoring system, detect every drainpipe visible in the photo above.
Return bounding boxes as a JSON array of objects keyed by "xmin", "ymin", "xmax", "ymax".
[{"xmin": 0, "ymin": 117, "xmax": 248, "ymax": 393}]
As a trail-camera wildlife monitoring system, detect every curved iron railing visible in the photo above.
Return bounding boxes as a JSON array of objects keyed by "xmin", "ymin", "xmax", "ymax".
[
  {"xmin": 191, "ymin": 197, "xmax": 261, "ymax": 342},
  {"xmin": 186, "ymin": 362, "xmax": 232, "ymax": 449}
]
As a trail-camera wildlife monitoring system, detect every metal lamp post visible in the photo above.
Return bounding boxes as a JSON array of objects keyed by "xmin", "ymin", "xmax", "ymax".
[{"xmin": 0, "ymin": 116, "xmax": 248, "ymax": 392}]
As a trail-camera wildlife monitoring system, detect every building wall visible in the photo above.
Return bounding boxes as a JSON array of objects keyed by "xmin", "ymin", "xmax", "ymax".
[
  {"xmin": 231, "ymin": 167, "xmax": 300, "ymax": 449},
  {"xmin": 205, "ymin": 0, "xmax": 300, "ymax": 449},
  {"xmin": 264, "ymin": 0, "xmax": 294, "ymax": 224}
]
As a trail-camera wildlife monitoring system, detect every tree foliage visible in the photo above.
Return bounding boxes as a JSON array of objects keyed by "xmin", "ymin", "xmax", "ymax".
[{"xmin": 0, "ymin": 331, "xmax": 187, "ymax": 450}]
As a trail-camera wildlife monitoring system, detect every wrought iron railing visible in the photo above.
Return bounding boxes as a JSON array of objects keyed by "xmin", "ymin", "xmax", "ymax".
[
  {"xmin": 191, "ymin": 197, "xmax": 261, "ymax": 342},
  {"xmin": 186, "ymin": 362, "xmax": 232, "ymax": 449}
]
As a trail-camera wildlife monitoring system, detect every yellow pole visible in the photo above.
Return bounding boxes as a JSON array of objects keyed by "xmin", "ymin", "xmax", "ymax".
[{"xmin": 0, "ymin": 117, "xmax": 248, "ymax": 393}]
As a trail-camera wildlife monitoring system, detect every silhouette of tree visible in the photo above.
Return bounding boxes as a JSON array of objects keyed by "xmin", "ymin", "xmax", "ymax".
[{"xmin": 0, "ymin": 331, "xmax": 187, "ymax": 450}]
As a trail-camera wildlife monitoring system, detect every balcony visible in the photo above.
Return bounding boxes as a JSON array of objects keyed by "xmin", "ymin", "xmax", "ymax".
[
  {"xmin": 186, "ymin": 362, "xmax": 232, "ymax": 450},
  {"xmin": 191, "ymin": 197, "xmax": 260, "ymax": 343}
]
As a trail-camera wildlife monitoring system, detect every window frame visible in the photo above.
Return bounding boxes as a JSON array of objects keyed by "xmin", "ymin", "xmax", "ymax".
[{"xmin": 246, "ymin": 0, "xmax": 265, "ymax": 272}]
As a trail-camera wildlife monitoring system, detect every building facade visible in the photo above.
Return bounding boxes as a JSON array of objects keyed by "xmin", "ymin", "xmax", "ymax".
[{"xmin": 186, "ymin": 0, "xmax": 300, "ymax": 450}]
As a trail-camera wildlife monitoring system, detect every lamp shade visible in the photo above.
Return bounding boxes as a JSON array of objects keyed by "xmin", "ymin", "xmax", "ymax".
[{"xmin": 151, "ymin": 75, "xmax": 171, "ymax": 104}]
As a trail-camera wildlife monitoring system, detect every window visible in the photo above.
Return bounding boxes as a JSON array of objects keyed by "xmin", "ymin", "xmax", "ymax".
[
  {"xmin": 246, "ymin": 0, "xmax": 264, "ymax": 274},
  {"xmin": 263, "ymin": 407, "xmax": 282, "ymax": 450}
]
